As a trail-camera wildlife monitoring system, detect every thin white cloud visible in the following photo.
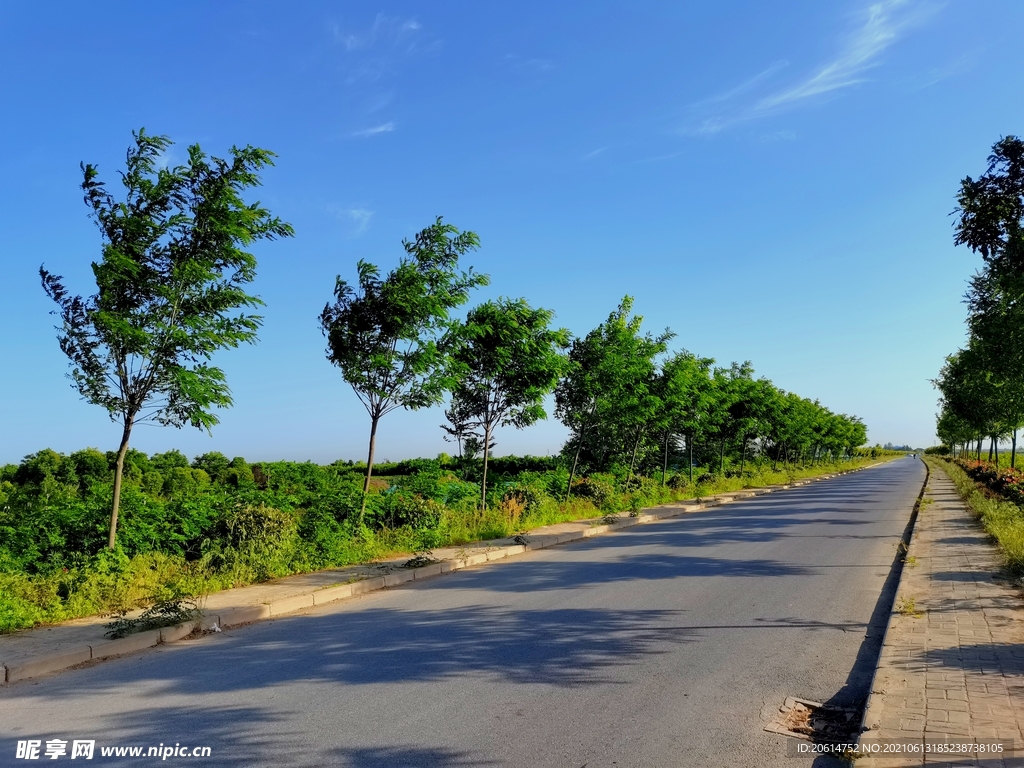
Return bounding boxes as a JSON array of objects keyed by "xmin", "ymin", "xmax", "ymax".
[
  {"xmin": 352, "ymin": 122, "xmax": 395, "ymax": 138},
  {"xmin": 505, "ymin": 54, "xmax": 555, "ymax": 75},
  {"xmin": 758, "ymin": 130, "xmax": 797, "ymax": 143},
  {"xmin": 689, "ymin": 61, "xmax": 789, "ymax": 110},
  {"xmin": 345, "ymin": 208, "xmax": 374, "ymax": 234},
  {"xmin": 756, "ymin": 0, "xmax": 909, "ymax": 111},
  {"xmin": 333, "ymin": 14, "xmax": 422, "ymax": 52},
  {"xmin": 682, "ymin": 0, "xmax": 932, "ymax": 136},
  {"xmin": 328, "ymin": 205, "xmax": 375, "ymax": 235}
]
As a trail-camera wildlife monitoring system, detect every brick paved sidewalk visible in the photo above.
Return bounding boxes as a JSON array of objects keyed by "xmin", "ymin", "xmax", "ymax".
[{"xmin": 859, "ymin": 465, "xmax": 1024, "ymax": 767}]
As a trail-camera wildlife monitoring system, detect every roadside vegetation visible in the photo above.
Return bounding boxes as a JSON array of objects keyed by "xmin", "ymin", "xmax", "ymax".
[
  {"xmin": 0, "ymin": 448, "xmax": 892, "ymax": 633},
  {"xmin": 934, "ymin": 136, "xmax": 1024, "ymax": 467},
  {"xmin": 927, "ymin": 136, "xmax": 1024, "ymax": 574},
  {"xmin": 7, "ymin": 128, "xmax": 890, "ymax": 634}
]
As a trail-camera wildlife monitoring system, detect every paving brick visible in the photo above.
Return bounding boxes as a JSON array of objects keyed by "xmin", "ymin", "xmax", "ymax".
[{"xmin": 858, "ymin": 464, "xmax": 1024, "ymax": 758}]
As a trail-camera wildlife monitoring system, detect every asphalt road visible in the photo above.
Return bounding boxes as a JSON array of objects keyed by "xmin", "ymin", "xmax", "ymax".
[{"xmin": 1, "ymin": 458, "xmax": 925, "ymax": 768}]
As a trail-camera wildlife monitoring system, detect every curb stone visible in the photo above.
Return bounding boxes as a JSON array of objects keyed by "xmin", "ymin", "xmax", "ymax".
[
  {"xmin": 0, "ymin": 461, "xmax": 884, "ymax": 686},
  {"xmin": 856, "ymin": 458, "xmax": 928, "ymax": 750}
]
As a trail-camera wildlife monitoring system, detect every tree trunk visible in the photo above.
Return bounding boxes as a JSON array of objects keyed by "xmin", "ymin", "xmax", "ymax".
[
  {"xmin": 108, "ymin": 421, "xmax": 134, "ymax": 550},
  {"xmin": 481, "ymin": 423, "xmax": 492, "ymax": 510},
  {"xmin": 1013, "ymin": 431, "xmax": 1017, "ymax": 470},
  {"xmin": 719, "ymin": 438, "xmax": 725, "ymax": 474},
  {"xmin": 994, "ymin": 436, "xmax": 999, "ymax": 467},
  {"xmin": 628, "ymin": 432, "xmax": 641, "ymax": 482},
  {"xmin": 566, "ymin": 429, "xmax": 586, "ymax": 503},
  {"xmin": 359, "ymin": 414, "xmax": 380, "ymax": 528},
  {"xmin": 740, "ymin": 438, "xmax": 747, "ymax": 474},
  {"xmin": 688, "ymin": 434, "xmax": 694, "ymax": 483},
  {"xmin": 989, "ymin": 437, "xmax": 994, "ymax": 462},
  {"xmin": 662, "ymin": 430, "xmax": 670, "ymax": 487}
]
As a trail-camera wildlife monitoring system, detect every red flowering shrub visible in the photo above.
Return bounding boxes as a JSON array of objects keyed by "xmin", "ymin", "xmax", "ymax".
[{"xmin": 952, "ymin": 458, "xmax": 1024, "ymax": 505}]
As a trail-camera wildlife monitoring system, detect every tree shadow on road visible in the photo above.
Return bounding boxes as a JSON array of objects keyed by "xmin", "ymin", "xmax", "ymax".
[
  {"xmin": 4, "ymin": 604, "xmax": 697, "ymax": 701},
  {"xmin": 426, "ymin": 550, "xmax": 817, "ymax": 593},
  {"xmin": 331, "ymin": 745, "xmax": 497, "ymax": 768},
  {"xmin": 0, "ymin": 704, "xmax": 295, "ymax": 767}
]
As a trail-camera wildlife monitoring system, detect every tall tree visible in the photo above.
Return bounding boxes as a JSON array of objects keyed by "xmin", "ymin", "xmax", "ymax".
[
  {"xmin": 447, "ymin": 298, "xmax": 570, "ymax": 508},
  {"xmin": 654, "ymin": 351, "xmax": 713, "ymax": 486},
  {"xmin": 320, "ymin": 218, "xmax": 487, "ymax": 525},
  {"xmin": 554, "ymin": 297, "xmax": 673, "ymax": 494},
  {"xmin": 955, "ymin": 136, "xmax": 1024, "ymax": 275},
  {"xmin": 40, "ymin": 129, "xmax": 293, "ymax": 549}
]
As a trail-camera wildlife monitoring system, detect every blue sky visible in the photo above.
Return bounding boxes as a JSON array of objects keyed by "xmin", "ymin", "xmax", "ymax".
[{"xmin": 1, "ymin": 1, "xmax": 1020, "ymax": 465}]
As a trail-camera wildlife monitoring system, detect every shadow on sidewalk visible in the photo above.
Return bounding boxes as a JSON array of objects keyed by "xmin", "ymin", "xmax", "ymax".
[{"xmin": 919, "ymin": 643, "xmax": 1024, "ymax": 676}]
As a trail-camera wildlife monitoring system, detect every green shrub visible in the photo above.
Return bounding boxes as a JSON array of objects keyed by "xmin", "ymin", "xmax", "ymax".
[
  {"xmin": 192, "ymin": 452, "xmax": 230, "ymax": 482},
  {"xmin": 571, "ymin": 475, "xmax": 616, "ymax": 511},
  {"xmin": 0, "ymin": 591, "xmax": 45, "ymax": 633},
  {"xmin": 151, "ymin": 450, "xmax": 190, "ymax": 472},
  {"xmin": 70, "ymin": 448, "xmax": 110, "ymax": 485}
]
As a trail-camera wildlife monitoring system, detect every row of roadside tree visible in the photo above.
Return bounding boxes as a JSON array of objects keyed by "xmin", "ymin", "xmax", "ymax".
[
  {"xmin": 935, "ymin": 137, "xmax": 1024, "ymax": 465},
  {"xmin": 40, "ymin": 130, "xmax": 868, "ymax": 551}
]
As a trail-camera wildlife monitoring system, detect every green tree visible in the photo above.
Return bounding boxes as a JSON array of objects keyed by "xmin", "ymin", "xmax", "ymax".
[
  {"xmin": 40, "ymin": 129, "xmax": 293, "ymax": 549},
  {"xmin": 653, "ymin": 351, "xmax": 714, "ymax": 486},
  {"xmin": 447, "ymin": 298, "xmax": 570, "ymax": 508},
  {"xmin": 555, "ymin": 297, "xmax": 673, "ymax": 494},
  {"xmin": 955, "ymin": 136, "xmax": 1024, "ymax": 275},
  {"xmin": 320, "ymin": 218, "xmax": 488, "ymax": 525}
]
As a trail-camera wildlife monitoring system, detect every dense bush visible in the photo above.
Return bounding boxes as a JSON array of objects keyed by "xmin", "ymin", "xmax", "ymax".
[{"xmin": 954, "ymin": 458, "xmax": 1024, "ymax": 506}]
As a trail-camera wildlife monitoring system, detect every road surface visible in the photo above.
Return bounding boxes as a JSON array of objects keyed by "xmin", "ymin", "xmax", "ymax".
[{"xmin": 1, "ymin": 458, "xmax": 925, "ymax": 767}]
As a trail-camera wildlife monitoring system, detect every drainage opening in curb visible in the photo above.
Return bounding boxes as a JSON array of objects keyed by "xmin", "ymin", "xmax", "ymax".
[{"xmin": 765, "ymin": 697, "xmax": 860, "ymax": 744}]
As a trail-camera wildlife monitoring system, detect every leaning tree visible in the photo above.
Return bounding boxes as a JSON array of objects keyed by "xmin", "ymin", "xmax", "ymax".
[
  {"xmin": 40, "ymin": 129, "xmax": 293, "ymax": 549},
  {"xmin": 320, "ymin": 218, "xmax": 487, "ymax": 525}
]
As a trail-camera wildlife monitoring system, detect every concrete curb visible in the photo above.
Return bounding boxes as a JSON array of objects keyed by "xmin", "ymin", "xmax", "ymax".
[
  {"xmin": 0, "ymin": 461, "xmax": 885, "ymax": 687},
  {"xmin": 856, "ymin": 458, "xmax": 929, "ymax": 746}
]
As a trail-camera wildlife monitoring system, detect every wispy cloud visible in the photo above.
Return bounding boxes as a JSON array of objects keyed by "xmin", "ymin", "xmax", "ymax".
[
  {"xmin": 329, "ymin": 206, "xmax": 375, "ymax": 235},
  {"xmin": 904, "ymin": 52, "xmax": 975, "ymax": 89},
  {"xmin": 352, "ymin": 122, "xmax": 395, "ymax": 138},
  {"xmin": 583, "ymin": 147, "xmax": 608, "ymax": 160},
  {"xmin": 346, "ymin": 208, "xmax": 374, "ymax": 234},
  {"xmin": 505, "ymin": 54, "xmax": 555, "ymax": 76},
  {"xmin": 332, "ymin": 14, "xmax": 422, "ymax": 52},
  {"xmin": 330, "ymin": 14, "xmax": 436, "ymax": 136},
  {"xmin": 758, "ymin": 1, "xmax": 911, "ymax": 110},
  {"xmin": 683, "ymin": 0, "xmax": 931, "ymax": 136}
]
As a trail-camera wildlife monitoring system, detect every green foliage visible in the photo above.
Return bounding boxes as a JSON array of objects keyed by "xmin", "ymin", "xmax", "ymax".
[
  {"xmin": 937, "ymin": 137, "xmax": 1024, "ymax": 466},
  {"xmin": 448, "ymin": 297, "xmax": 570, "ymax": 507},
  {"xmin": 39, "ymin": 128, "xmax": 293, "ymax": 550},
  {"xmin": 70, "ymin": 448, "xmax": 110, "ymax": 485},
  {"xmin": 192, "ymin": 452, "xmax": 230, "ymax": 480},
  {"xmin": 320, "ymin": 217, "xmax": 489, "ymax": 522},
  {"xmin": 104, "ymin": 597, "xmax": 199, "ymax": 639}
]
